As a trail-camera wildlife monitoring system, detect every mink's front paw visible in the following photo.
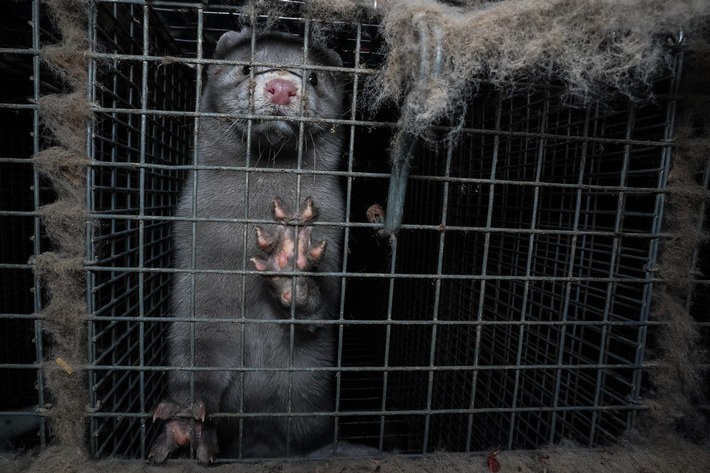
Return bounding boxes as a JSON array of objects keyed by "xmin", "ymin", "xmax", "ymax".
[{"xmin": 251, "ymin": 197, "xmax": 327, "ymax": 311}]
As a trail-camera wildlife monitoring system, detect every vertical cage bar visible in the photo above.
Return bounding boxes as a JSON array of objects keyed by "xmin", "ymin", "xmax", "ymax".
[
  {"xmin": 86, "ymin": 0, "xmax": 98, "ymax": 455},
  {"xmin": 421, "ymin": 137, "xmax": 454, "ymax": 452},
  {"xmin": 187, "ymin": 3, "xmax": 206, "ymax": 461},
  {"xmin": 236, "ymin": 22, "xmax": 258, "ymax": 459},
  {"xmin": 465, "ymin": 92, "xmax": 503, "ymax": 449},
  {"xmin": 379, "ymin": 237, "xmax": 399, "ymax": 451},
  {"xmin": 568, "ymin": 108, "xmax": 593, "ymax": 444},
  {"xmin": 137, "ymin": 3, "xmax": 150, "ymax": 457},
  {"xmin": 507, "ymin": 92, "xmax": 562, "ymax": 449},
  {"xmin": 31, "ymin": 0, "xmax": 47, "ymax": 448},
  {"xmin": 628, "ymin": 50, "xmax": 684, "ymax": 431},
  {"xmin": 333, "ymin": 21, "xmax": 364, "ymax": 451}
]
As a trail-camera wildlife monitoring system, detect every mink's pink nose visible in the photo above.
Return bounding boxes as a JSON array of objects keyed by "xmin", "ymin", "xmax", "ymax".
[{"xmin": 265, "ymin": 78, "xmax": 297, "ymax": 105}]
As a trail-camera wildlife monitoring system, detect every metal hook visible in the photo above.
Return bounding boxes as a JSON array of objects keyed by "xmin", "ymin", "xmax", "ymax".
[
  {"xmin": 667, "ymin": 29, "xmax": 685, "ymax": 49},
  {"xmin": 380, "ymin": 15, "xmax": 444, "ymax": 240}
]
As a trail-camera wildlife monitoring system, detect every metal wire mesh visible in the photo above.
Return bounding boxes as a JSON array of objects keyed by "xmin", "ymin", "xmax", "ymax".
[
  {"xmin": 388, "ymin": 75, "xmax": 680, "ymax": 451},
  {"xmin": 0, "ymin": 0, "xmax": 54, "ymax": 450},
  {"xmin": 0, "ymin": 0, "xmax": 703, "ymax": 462},
  {"xmin": 85, "ymin": 1, "xmax": 195, "ymax": 458}
]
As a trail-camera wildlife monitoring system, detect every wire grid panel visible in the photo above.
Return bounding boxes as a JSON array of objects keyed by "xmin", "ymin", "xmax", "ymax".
[
  {"xmin": 388, "ymin": 74, "xmax": 679, "ymax": 452},
  {"xmin": 81, "ymin": 0, "xmax": 685, "ymax": 462},
  {"xmin": 0, "ymin": 0, "xmax": 54, "ymax": 451},
  {"xmin": 84, "ymin": 0, "xmax": 392, "ymax": 460},
  {"xmin": 86, "ymin": 2, "xmax": 195, "ymax": 458}
]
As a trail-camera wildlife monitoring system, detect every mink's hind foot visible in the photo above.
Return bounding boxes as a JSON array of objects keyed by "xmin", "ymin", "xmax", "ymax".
[{"xmin": 149, "ymin": 400, "xmax": 218, "ymax": 464}]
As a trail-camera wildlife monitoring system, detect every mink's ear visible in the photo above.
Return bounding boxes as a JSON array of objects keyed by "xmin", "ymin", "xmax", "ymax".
[
  {"xmin": 308, "ymin": 40, "xmax": 343, "ymax": 68},
  {"xmin": 307, "ymin": 32, "xmax": 343, "ymax": 68},
  {"xmin": 320, "ymin": 47, "xmax": 343, "ymax": 68},
  {"xmin": 214, "ymin": 29, "xmax": 251, "ymax": 59}
]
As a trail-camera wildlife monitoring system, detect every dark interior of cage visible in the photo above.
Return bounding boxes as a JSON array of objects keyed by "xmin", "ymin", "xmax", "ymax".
[
  {"xmin": 0, "ymin": 1, "xmax": 688, "ymax": 460},
  {"xmin": 0, "ymin": 0, "xmax": 55, "ymax": 452}
]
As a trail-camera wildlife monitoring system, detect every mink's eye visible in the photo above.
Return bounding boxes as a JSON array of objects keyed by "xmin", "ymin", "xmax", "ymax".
[
  {"xmin": 307, "ymin": 72, "xmax": 318, "ymax": 86},
  {"xmin": 242, "ymin": 65, "xmax": 251, "ymax": 75}
]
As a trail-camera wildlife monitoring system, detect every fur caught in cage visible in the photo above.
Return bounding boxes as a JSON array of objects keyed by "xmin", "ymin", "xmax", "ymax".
[{"xmin": 0, "ymin": 0, "xmax": 709, "ymax": 471}]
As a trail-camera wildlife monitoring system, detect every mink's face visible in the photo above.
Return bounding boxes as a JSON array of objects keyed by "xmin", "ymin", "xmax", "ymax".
[{"xmin": 204, "ymin": 32, "xmax": 344, "ymax": 148}]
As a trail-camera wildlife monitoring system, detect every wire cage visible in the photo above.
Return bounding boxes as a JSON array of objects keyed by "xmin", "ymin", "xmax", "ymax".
[
  {"xmin": 0, "ymin": 0, "xmax": 57, "ymax": 451},
  {"xmin": 387, "ymin": 79, "xmax": 680, "ymax": 452},
  {"xmin": 85, "ymin": 2, "xmax": 195, "ymax": 456},
  {"xmin": 0, "ymin": 0, "xmax": 707, "ymax": 464}
]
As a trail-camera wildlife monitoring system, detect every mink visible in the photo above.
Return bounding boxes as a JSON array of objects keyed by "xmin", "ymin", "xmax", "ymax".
[{"xmin": 149, "ymin": 29, "xmax": 345, "ymax": 463}]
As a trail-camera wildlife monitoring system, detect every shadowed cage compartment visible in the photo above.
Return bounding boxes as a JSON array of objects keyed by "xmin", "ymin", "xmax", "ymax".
[
  {"xmin": 1, "ymin": 0, "xmax": 708, "ymax": 465},
  {"xmin": 0, "ymin": 0, "xmax": 57, "ymax": 451},
  {"xmin": 86, "ymin": 2, "xmax": 195, "ymax": 457},
  {"xmin": 387, "ymin": 75, "xmax": 680, "ymax": 452}
]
